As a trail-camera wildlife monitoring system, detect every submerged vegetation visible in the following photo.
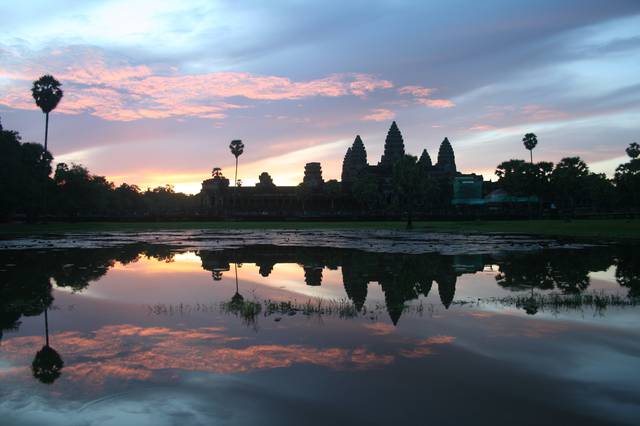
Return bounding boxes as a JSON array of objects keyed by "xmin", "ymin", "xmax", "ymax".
[
  {"xmin": 149, "ymin": 298, "xmax": 402, "ymax": 323},
  {"xmin": 488, "ymin": 292, "xmax": 640, "ymax": 316},
  {"xmin": 145, "ymin": 291, "xmax": 640, "ymax": 326}
]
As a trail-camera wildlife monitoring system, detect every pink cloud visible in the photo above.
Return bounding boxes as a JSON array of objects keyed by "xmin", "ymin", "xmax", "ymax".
[
  {"xmin": 398, "ymin": 335, "xmax": 456, "ymax": 358},
  {"xmin": 468, "ymin": 124, "xmax": 496, "ymax": 132},
  {"xmin": 416, "ymin": 98, "xmax": 456, "ymax": 108},
  {"xmin": 363, "ymin": 322, "xmax": 396, "ymax": 335},
  {"xmin": 0, "ymin": 325, "xmax": 395, "ymax": 390},
  {"xmin": 349, "ymin": 73, "xmax": 394, "ymax": 96},
  {"xmin": 398, "ymin": 85, "xmax": 435, "ymax": 97},
  {"xmin": 397, "ymin": 85, "xmax": 455, "ymax": 109},
  {"xmin": 0, "ymin": 48, "xmax": 393, "ymax": 122},
  {"xmin": 475, "ymin": 104, "xmax": 571, "ymax": 130},
  {"xmin": 362, "ymin": 108, "xmax": 396, "ymax": 121},
  {"xmin": 520, "ymin": 104, "xmax": 571, "ymax": 121}
]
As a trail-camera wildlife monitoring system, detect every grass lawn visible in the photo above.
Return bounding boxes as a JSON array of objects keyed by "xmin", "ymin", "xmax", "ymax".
[{"xmin": 0, "ymin": 219, "xmax": 639, "ymax": 240}]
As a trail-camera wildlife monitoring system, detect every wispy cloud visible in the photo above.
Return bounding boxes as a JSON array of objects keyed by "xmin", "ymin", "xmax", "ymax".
[
  {"xmin": 467, "ymin": 124, "xmax": 496, "ymax": 132},
  {"xmin": 362, "ymin": 108, "xmax": 395, "ymax": 122},
  {"xmin": 398, "ymin": 85, "xmax": 435, "ymax": 97},
  {"xmin": 398, "ymin": 85, "xmax": 455, "ymax": 109},
  {"xmin": 416, "ymin": 98, "xmax": 456, "ymax": 108}
]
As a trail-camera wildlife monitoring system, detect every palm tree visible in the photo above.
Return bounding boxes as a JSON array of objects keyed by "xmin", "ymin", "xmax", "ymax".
[
  {"xmin": 32, "ymin": 306, "xmax": 64, "ymax": 384},
  {"xmin": 31, "ymin": 75, "xmax": 64, "ymax": 155},
  {"xmin": 522, "ymin": 133, "xmax": 538, "ymax": 163},
  {"xmin": 626, "ymin": 142, "xmax": 640, "ymax": 159},
  {"xmin": 229, "ymin": 140, "xmax": 245, "ymax": 188}
]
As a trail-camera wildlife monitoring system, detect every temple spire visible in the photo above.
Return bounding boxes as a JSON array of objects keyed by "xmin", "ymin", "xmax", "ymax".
[
  {"xmin": 350, "ymin": 135, "xmax": 367, "ymax": 168},
  {"xmin": 341, "ymin": 135, "xmax": 369, "ymax": 190},
  {"xmin": 436, "ymin": 137, "xmax": 456, "ymax": 173},
  {"xmin": 418, "ymin": 149, "xmax": 432, "ymax": 169},
  {"xmin": 379, "ymin": 121, "xmax": 405, "ymax": 167}
]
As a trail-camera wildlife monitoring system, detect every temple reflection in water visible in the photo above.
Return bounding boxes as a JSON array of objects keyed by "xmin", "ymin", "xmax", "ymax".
[{"xmin": 1, "ymin": 243, "xmax": 637, "ymax": 338}]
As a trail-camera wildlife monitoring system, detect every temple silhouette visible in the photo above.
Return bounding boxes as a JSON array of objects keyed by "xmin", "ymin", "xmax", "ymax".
[
  {"xmin": 200, "ymin": 121, "xmax": 485, "ymax": 217},
  {"xmin": 342, "ymin": 122, "xmax": 458, "ymax": 191}
]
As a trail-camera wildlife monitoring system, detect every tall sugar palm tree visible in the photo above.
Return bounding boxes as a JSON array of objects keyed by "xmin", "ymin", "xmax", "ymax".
[
  {"xmin": 626, "ymin": 142, "xmax": 640, "ymax": 159},
  {"xmin": 522, "ymin": 133, "xmax": 538, "ymax": 163},
  {"xmin": 32, "ymin": 306, "xmax": 64, "ymax": 384},
  {"xmin": 229, "ymin": 139, "xmax": 245, "ymax": 188},
  {"xmin": 31, "ymin": 75, "xmax": 64, "ymax": 155}
]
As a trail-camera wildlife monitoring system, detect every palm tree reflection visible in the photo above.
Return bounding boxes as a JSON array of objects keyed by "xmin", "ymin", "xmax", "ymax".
[
  {"xmin": 229, "ymin": 262, "xmax": 244, "ymax": 308},
  {"xmin": 32, "ymin": 306, "xmax": 63, "ymax": 384}
]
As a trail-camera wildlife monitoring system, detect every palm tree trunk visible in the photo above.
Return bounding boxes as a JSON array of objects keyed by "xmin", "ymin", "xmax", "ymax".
[
  {"xmin": 235, "ymin": 263, "xmax": 239, "ymax": 293},
  {"xmin": 530, "ymin": 149, "xmax": 533, "ymax": 164},
  {"xmin": 42, "ymin": 112, "xmax": 50, "ymax": 220},
  {"xmin": 232, "ymin": 157, "xmax": 238, "ymax": 217},
  {"xmin": 44, "ymin": 112, "xmax": 49, "ymax": 153},
  {"xmin": 235, "ymin": 157, "xmax": 238, "ymax": 188},
  {"xmin": 44, "ymin": 307, "xmax": 50, "ymax": 347}
]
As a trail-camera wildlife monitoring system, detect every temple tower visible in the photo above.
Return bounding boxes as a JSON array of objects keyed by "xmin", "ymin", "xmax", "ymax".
[
  {"xmin": 350, "ymin": 135, "xmax": 368, "ymax": 169},
  {"xmin": 379, "ymin": 121, "xmax": 405, "ymax": 167},
  {"xmin": 303, "ymin": 162, "xmax": 324, "ymax": 189},
  {"xmin": 418, "ymin": 148, "xmax": 433, "ymax": 169},
  {"xmin": 341, "ymin": 135, "xmax": 368, "ymax": 189},
  {"xmin": 436, "ymin": 137, "xmax": 456, "ymax": 173}
]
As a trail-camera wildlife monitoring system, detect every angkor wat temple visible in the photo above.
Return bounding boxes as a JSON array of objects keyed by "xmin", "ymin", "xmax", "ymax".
[
  {"xmin": 341, "ymin": 121, "xmax": 457, "ymax": 191},
  {"xmin": 200, "ymin": 121, "xmax": 484, "ymax": 217}
]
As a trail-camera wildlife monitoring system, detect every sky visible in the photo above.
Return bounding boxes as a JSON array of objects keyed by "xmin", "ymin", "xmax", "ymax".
[{"xmin": 1, "ymin": 0, "xmax": 639, "ymax": 194}]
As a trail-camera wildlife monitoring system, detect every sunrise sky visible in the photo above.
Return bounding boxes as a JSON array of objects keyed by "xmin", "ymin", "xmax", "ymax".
[{"xmin": 1, "ymin": 0, "xmax": 639, "ymax": 193}]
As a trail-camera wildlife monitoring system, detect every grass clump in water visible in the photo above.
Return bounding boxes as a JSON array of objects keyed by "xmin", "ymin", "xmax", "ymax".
[
  {"xmin": 221, "ymin": 297, "xmax": 262, "ymax": 326},
  {"xmin": 494, "ymin": 292, "xmax": 639, "ymax": 315},
  {"xmin": 263, "ymin": 298, "xmax": 362, "ymax": 318}
]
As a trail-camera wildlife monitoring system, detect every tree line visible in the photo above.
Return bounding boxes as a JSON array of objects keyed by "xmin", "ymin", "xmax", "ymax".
[
  {"xmin": 3, "ymin": 117, "xmax": 639, "ymax": 220},
  {"xmin": 1, "ymin": 72, "xmax": 639, "ymax": 221},
  {"xmin": 494, "ymin": 136, "xmax": 640, "ymax": 213},
  {"xmin": 0, "ymin": 119, "xmax": 200, "ymax": 220}
]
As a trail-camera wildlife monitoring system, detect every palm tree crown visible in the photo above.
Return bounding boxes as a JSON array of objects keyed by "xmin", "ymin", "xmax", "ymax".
[
  {"xmin": 626, "ymin": 142, "xmax": 640, "ymax": 159},
  {"xmin": 229, "ymin": 140, "xmax": 244, "ymax": 158},
  {"xmin": 522, "ymin": 133, "xmax": 538, "ymax": 163},
  {"xmin": 31, "ymin": 75, "xmax": 63, "ymax": 114}
]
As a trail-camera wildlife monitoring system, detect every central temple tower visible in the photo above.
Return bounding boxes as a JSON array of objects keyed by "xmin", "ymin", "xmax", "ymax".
[{"xmin": 379, "ymin": 121, "xmax": 405, "ymax": 167}]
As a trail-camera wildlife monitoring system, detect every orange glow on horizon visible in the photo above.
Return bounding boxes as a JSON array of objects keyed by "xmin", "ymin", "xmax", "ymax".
[{"xmin": 96, "ymin": 137, "xmax": 347, "ymax": 194}]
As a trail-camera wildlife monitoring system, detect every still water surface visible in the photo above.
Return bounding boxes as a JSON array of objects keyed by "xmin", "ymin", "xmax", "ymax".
[{"xmin": 1, "ymin": 232, "xmax": 639, "ymax": 425}]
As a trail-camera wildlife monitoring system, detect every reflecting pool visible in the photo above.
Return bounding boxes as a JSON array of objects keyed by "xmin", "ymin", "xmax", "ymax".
[{"xmin": 1, "ymin": 231, "xmax": 639, "ymax": 425}]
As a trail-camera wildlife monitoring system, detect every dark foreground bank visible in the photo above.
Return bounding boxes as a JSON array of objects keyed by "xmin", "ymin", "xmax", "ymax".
[{"xmin": 0, "ymin": 219, "xmax": 639, "ymax": 239}]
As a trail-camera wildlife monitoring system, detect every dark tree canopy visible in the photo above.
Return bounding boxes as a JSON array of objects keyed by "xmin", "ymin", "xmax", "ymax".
[
  {"xmin": 32, "ymin": 345, "xmax": 64, "ymax": 384},
  {"xmin": 212, "ymin": 167, "xmax": 223, "ymax": 178},
  {"xmin": 495, "ymin": 159, "xmax": 554, "ymax": 201},
  {"xmin": 31, "ymin": 75, "xmax": 64, "ymax": 114},
  {"xmin": 0, "ymin": 125, "xmax": 52, "ymax": 219},
  {"xmin": 523, "ymin": 133, "xmax": 538, "ymax": 151},
  {"xmin": 522, "ymin": 133, "xmax": 538, "ymax": 163},
  {"xmin": 615, "ymin": 151, "xmax": 640, "ymax": 208},
  {"xmin": 392, "ymin": 155, "xmax": 429, "ymax": 227},
  {"xmin": 626, "ymin": 142, "xmax": 640, "ymax": 159},
  {"xmin": 229, "ymin": 140, "xmax": 244, "ymax": 158}
]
